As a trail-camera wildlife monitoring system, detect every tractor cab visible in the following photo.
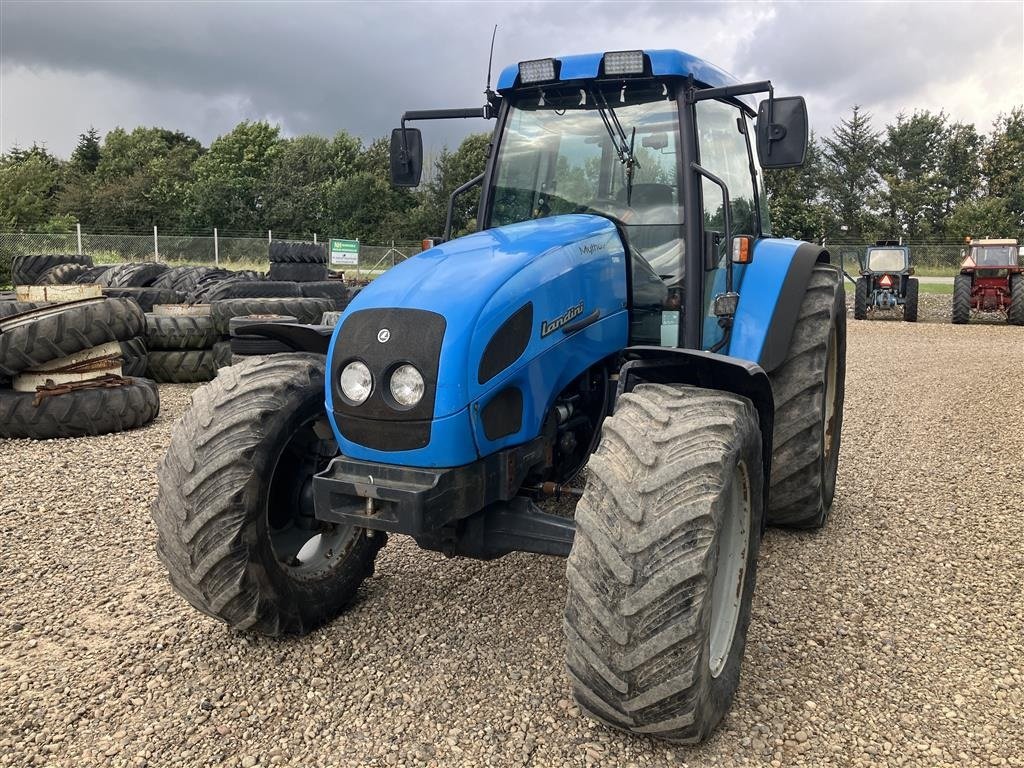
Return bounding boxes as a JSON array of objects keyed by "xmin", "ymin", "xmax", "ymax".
[{"xmin": 862, "ymin": 241, "xmax": 911, "ymax": 275}]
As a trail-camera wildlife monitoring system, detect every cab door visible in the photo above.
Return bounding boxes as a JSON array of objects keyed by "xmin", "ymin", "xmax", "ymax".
[{"xmin": 694, "ymin": 100, "xmax": 761, "ymax": 350}]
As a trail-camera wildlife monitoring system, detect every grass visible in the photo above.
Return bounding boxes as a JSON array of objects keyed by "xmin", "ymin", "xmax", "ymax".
[{"xmin": 919, "ymin": 282, "xmax": 953, "ymax": 294}]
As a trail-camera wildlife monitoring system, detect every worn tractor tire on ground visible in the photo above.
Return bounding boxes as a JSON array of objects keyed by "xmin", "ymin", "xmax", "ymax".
[
  {"xmin": 120, "ymin": 337, "xmax": 148, "ymax": 378},
  {"xmin": 952, "ymin": 274, "xmax": 972, "ymax": 324},
  {"xmin": 766, "ymin": 265, "xmax": 846, "ymax": 528},
  {"xmin": 109, "ymin": 262, "xmax": 170, "ymax": 288},
  {"xmin": 212, "ymin": 340, "xmax": 233, "ymax": 369},
  {"xmin": 269, "ymin": 241, "xmax": 328, "ymax": 264},
  {"xmin": 74, "ymin": 265, "xmax": 112, "ymax": 284},
  {"xmin": 145, "ymin": 314, "xmax": 220, "ymax": 350},
  {"xmin": 211, "ymin": 297, "xmax": 333, "ymax": 335},
  {"xmin": 299, "ymin": 280, "xmax": 351, "ymax": 308},
  {"xmin": 268, "ymin": 262, "xmax": 328, "ymax": 283},
  {"xmin": 1007, "ymin": 274, "xmax": 1024, "ymax": 326},
  {"xmin": 0, "ymin": 377, "xmax": 159, "ymax": 439},
  {"xmin": 102, "ymin": 287, "xmax": 183, "ymax": 313},
  {"xmin": 37, "ymin": 263, "xmax": 90, "ymax": 285},
  {"xmin": 146, "ymin": 349, "xmax": 219, "ymax": 383},
  {"xmin": 151, "ymin": 353, "xmax": 385, "ymax": 635},
  {"xmin": 0, "ymin": 301, "xmax": 48, "ymax": 320},
  {"xmin": 11, "ymin": 253, "xmax": 93, "ymax": 286},
  {"xmin": 903, "ymin": 278, "xmax": 919, "ymax": 322},
  {"xmin": 853, "ymin": 277, "xmax": 868, "ymax": 320},
  {"xmin": 565, "ymin": 383, "xmax": 763, "ymax": 744},
  {"xmin": 0, "ymin": 298, "xmax": 145, "ymax": 377},
  {"xmin": 182, "ymin": 269, "xmax": 236, "ymax": 302},
  {"xmin": 202, "ymin": 279, "xmax": 302, "ymax": 301}
]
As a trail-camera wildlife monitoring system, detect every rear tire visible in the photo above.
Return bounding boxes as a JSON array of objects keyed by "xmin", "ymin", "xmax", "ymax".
[
  {"xmin": 854, "ymin": 277, "xmax": 868, "ymax": 320},
  {"xmin": 565, "ymin": 384, "xmax": 762, "ymax": 744},
  {"xmin": 903, "ymin": 278, "xmax": 919, "ymax": 322},
  {"xmin": 952, "ymin": 274, "xmax": 972, "ymax": 324},
  {"xmin": 1008, "ymin": 274, "xmax": 1024, "ymax": 326},
  {"xmin": 766, "ymin": 265, "xmax": 845, "ymax": 528},
  {"xmin": 151, "ymin": 354, "xmax": 385, "ymax": 636}
]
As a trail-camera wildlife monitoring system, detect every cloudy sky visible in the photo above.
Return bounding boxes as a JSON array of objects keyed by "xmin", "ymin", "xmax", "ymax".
[{"xmin": 1, "ymin": 0, "xmax": 1022, "ymax": 158}]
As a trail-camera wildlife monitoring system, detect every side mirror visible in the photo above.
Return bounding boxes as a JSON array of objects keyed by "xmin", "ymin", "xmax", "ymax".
[
  {"xmin": 389, "ymin": 127, "xmax": 423, "ymax": 187},
  {"xmin": 756, "ymin": 96, "xmax": 808, "ymax": 169}
]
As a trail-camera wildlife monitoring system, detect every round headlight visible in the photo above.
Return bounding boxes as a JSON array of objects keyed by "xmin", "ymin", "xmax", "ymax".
[
  {"xmin": 389, "ymin": 364, "xmax": 424, "ymax": 408},
  {"xmin": 339, "ymin": 361, "xmax": 372, "ymax": 404}
]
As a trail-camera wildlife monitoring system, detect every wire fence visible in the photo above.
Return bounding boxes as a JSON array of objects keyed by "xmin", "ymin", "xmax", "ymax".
[
  {"xmin": 0, "ymin": 229, "xmax": 422, "ymax": 283},
  {"xmin": 1, "ymin": 228, "xmax": 972, "ymax": 287}
]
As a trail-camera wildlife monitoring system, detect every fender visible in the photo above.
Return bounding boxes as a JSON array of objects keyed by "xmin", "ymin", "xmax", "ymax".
[
  {"xmin": 239, "ymin": 323, "xmax": 334, "ymax": 354},
  {"xmin": 729, "ymin": 240, "xmax": 831, "ymax": 373},
  {"xmin": 616, "ymin": 346, "xmax": 774, "ymax": 514}
]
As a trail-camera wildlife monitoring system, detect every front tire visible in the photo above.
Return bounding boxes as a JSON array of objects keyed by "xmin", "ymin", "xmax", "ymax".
[
  {"xmin": 903, "ymin": 278, "xmax": 919, "ymax": 322},
  {"xmin": 152, "ymin": 353, "xmax": 385, "ymax": 636},
  {"xmin": 952, "ymin": 274, "xmax": 972, "ymax": 324},
  {"xmin": 766, "ymin": 265, "xmax": 846, "ymax": 528},
  {"xmin": 565, "ymin": 384, "xmax": 763, "ymax": 744}
]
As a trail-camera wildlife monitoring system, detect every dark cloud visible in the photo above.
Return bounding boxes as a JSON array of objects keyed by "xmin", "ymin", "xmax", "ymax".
[{"xmin": 1, "ymin": 0, "xmax": 1021, "ymax": 156}]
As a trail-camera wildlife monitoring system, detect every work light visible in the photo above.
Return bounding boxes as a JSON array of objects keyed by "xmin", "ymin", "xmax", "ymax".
[
  {"xmin": 389, "ymin": 364, "xmax": 425, "ymax": 408},
  {"xmin": 340, "ymin": 361, "xmax": 372, "ymax": 404},
  {"xmin": 602, "ymin": 50, "xmax": 645, "ymax": 76},
  {"xmin": 519, "ymin": 58, "xmax": 558, "ymax": 84}
]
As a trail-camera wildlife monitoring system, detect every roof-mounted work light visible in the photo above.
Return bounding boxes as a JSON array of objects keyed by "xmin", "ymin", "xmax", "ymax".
[
  {"xmin": 518, "ymin": 58, "xmax": 559, "ymax": 84},
  {"xmin": 602, "ymin": 50, "xmax": 645, "ymax": 76}
]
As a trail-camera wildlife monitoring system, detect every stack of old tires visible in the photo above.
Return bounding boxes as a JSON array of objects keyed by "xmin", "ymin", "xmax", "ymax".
[
  {"xmin": 11, "ymin": 253, "xmax": 95, "ymax": 286},
  {"xmin": 0, "ymin": 297, "xmax": 160, "ymax": 439},
  {"xmin": 268, "ymin": 241, "xmax": 351, "ymax": 308}
]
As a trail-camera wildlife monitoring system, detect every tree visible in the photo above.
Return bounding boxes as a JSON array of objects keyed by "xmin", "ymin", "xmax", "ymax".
[
  {"xmin": 935, "ymin": 121, "xmax": 983, "ymax": 237},
  {"xmin": 187, "ymin": 121, "xmax": 281, "ymax": 231},
  {"xmin": 410, "ymin": 133, "xmax": 490, "ymax": 238},
  {"xmin": 764, "ymin": 133, "xmax": 833, "ymax": 241},
  {"xmin": 878, "ymin": 111, "xmax": 948, "ymax": 239},
  {"xmin": 69, "ymin": 127, "xmax": 102, "ymax": 175},
  {"xmin": 821, "ymin": 106, "xmax": 882, "ymax": 240},
  {"xmin": 0, "ymin": 145, "xmax": 72, "ymax": 231},
  {"xmin": 982, "ymin": 106, "xmax": 1024, "ymax": 238}
]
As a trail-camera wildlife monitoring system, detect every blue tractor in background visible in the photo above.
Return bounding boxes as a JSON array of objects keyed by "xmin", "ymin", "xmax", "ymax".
[{"xmin": 153, "ymin": 49, "xmax": 846, "ymax": 744}]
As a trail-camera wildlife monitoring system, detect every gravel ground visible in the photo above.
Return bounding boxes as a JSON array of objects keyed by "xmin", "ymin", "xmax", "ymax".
[{"xmin": 1, "ymin": 310, "xmax": 1022, "ymax": 768}]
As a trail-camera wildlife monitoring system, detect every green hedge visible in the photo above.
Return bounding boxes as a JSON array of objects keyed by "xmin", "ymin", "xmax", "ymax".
[{"xmin": 0, "ymin": 251, "xmax": 11, "ymax": 288}]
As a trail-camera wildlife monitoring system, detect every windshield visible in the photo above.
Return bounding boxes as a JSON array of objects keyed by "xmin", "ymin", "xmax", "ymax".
[
  {"xmin": 971, "ymin": 245, "xmax": 1017, "ymax": 267},
  {"xmin": 867, "ymin": 248, "xmax": 907, "ymax": 272},
  {"xmin": 489, "ymin": 88, "xmax": 683, "ymax": 282}
]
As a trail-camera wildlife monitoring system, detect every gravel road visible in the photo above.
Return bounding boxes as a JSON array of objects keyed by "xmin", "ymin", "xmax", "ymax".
[{"xmin": 1, "ymin": 305, "xmax": 1021, "ymax": 768}]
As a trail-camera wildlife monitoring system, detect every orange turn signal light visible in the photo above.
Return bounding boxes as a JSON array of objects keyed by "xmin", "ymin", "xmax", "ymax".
[{"xmin": 732, "ymin": 235, "xmax": 754, "ymax": 265}]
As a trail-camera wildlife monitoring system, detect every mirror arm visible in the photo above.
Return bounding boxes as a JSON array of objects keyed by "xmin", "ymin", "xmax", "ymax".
[
  {"xmin": 691, "ymin": 162, "xmax": 733, "ymax": 293},
  {"xmin": 444, "ymin": 173, "xmax": 486, "ymax": 242},
  {"xmin": 398, "ymin": 105, "xmax": 496, "ymax": 170}
]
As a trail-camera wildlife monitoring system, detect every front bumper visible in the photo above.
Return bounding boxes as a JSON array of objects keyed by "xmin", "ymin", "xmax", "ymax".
[{"xmin": 312, "ymin": 438, "xmax": 547, "ymax": 535}]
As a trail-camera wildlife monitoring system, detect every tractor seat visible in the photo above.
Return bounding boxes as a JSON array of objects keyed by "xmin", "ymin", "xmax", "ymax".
[{"xmin": 616, "ymin": 184, "xmax": 684, "ymax": 286}]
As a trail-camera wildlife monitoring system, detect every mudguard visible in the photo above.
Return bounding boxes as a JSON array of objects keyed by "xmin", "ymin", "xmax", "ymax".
[{"xmin": 729, "ymin": 240, "xmax": 831, "ymax": 372}]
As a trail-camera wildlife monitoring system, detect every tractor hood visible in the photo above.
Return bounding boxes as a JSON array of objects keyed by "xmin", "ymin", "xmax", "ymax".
[{"xmin": 326, "ymin": 214, "xmax": 629, "ymax": 464}]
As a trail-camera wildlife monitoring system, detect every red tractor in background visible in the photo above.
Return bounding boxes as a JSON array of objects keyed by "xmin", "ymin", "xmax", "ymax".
[{"xmin": 952, "ymin": 238, "xmax": 1024, "ymax": 325}]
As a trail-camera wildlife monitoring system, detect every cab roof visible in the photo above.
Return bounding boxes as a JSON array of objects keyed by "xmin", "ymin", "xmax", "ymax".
[{"xmin": 496, "ymin": 49, "xmax": 754, "ymax": 107}]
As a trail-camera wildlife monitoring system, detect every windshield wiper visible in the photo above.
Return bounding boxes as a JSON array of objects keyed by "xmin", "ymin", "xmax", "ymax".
[{"xmin": 591, "ymin": 88, "xmax": 640, "ymax": 206}]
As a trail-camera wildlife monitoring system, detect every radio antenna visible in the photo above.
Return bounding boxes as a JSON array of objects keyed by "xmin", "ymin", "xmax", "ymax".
[{"xmin": 485, "ymin": 24, "xmax": 498, "ymax": 100}]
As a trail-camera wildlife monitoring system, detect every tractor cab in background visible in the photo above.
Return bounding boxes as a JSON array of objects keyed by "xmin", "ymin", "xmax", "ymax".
[{"xmin": 853, "ymin": 240, "xmax": 918, "ymax": 321}]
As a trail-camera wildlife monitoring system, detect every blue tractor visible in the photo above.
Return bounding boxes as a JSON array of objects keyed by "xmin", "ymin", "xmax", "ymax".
[
  {"xmin": 153, "ymin": 49, "xmax": 846, "ymax": 744},
  {"xmin": 853, "ymin": 240, "xmax": 919, "ymax": 321}
]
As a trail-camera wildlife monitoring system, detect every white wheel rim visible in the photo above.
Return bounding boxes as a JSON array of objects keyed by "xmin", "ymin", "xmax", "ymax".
[{"xmin": 708, "ymin": 459, "xmax": 751, "ymax": 678}]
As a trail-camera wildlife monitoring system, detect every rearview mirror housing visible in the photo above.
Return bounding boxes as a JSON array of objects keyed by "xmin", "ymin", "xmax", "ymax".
[
  {"xmin": 756, "ymin": 96, "xmax": 808, "ymax": 169},
  {"xmin": 390, "ymin": 128, "xmax": 423, "ymax": 187}
]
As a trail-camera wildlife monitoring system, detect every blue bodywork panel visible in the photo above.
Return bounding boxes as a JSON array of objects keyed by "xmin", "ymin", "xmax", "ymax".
[
  {"xmin": 497, "ymin": 49, "xmax": 755, "ymax": 109},
  {"xmin": 326, "ymin": 215, "xmax": 629, "ymax": 467},
  {"xmin": 727, "ymin": 238, "xmax": 804, "ymax": 363}
]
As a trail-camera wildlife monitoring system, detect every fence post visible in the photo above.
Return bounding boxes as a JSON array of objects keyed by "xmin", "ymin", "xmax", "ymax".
[
  {"xmin": 214, "ymin": 228, "xmax": 219, "ymax": 267},
  {"xmin": 268, "ymin": 230, "xmax": 272, "ymax": 243},
  {"xmin": 153, "ymin": 226, "xmax": 159, "ymax": 261},
  {"xmin": 76, "ymin": 223, "xmax": 82, "ymax": 255},
  {"xmin": 313, "ymin": 233, "xmax": 317, "ymax": 244}
]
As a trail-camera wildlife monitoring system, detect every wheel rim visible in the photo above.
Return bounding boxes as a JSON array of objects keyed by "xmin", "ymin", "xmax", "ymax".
[
  {"xmin": 267, "ymin": 415, "xmax": 357, "ymax": 581},
  {"xmin": 823, "ymin": 323, "xmax": 839, "ymax": 466},
  {"xmin": 709, "ymin": 459, "xmax": 751, "ymax": 678}
]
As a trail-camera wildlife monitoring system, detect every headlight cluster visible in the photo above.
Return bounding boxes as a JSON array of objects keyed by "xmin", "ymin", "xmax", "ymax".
[{"xmin": 339, "ymin": 361, "xmax": 424, "ymax": 408}]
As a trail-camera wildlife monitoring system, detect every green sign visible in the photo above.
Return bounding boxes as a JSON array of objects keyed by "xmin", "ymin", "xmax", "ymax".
[{"xmin": 329, "ymin": 238, "xmax": 360, "ymax": 266}]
